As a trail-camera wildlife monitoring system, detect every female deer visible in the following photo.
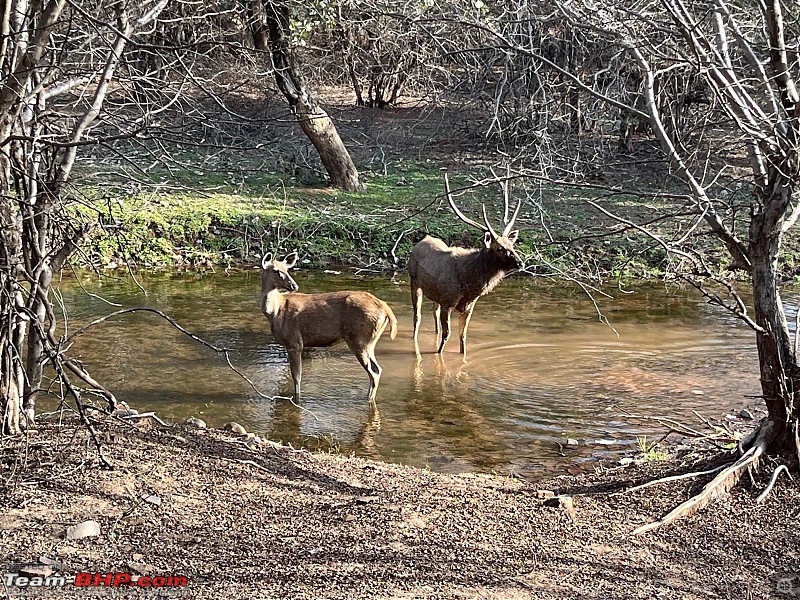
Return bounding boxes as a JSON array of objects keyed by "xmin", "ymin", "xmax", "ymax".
[{"xmin": 260, "ymin": 253, "xmax": 397, "ymax": 406}]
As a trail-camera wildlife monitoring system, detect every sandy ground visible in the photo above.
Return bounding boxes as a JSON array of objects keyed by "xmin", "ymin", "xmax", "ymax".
[{"xmin": 1, "ymin": 416, "xmax": 799, "ymax": 599}]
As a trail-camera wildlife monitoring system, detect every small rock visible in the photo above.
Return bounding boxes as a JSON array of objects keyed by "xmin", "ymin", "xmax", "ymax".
[
  {"xmin": 355, "ymin": 495, "xmax": 379, "ymax": 504},
  {"xmin": 141, "ymin": 494, "xmax": 161, "ymax": 507},
  {"xmin": 132, "ymin": 553, "xmax": 144, "ymax": 562},
  {"xmin": 738, "ymin": 409, "xmax": 754, "ymax": 420},
  {"xmin": 38, "ymin": 557, "xmax": 65, "ymax": 571},
  {"xmin": 566, "ymin": 438, "xmax": 579, "ymax": 447},
  {"xmin": 20, "ymin": 565, "xmax": 52, "ymax": 578},
  {"xmin": 66, "ymin": 520, "xmax": 101, "ymax": 540},
  {"xmin": 536, "ymin": 489, "xmax": 556, "ymax": 499},
  {"xmin": 691, "ymin": 390, "xmax": 704, "ymax": 395},
  {"xmin": 186, "ymin": 417, "xmax": 207, "ymax": 429},
  {"xmin": 111, "ymin": 409, "xmax": 139, "ymax": 418},
  {"xmin": 223, "ymin": 422, "xmax": 247, "ymax": 435},
  {"xmin": 544, "ymin": 495, "xmax": 576, "ymax": 518},
  {"xmin": 619, "ymin": 457, "xmax": 634, "ymax": 467},
  {"xmin": 127, "ymin": 562, "xmax": 156, "ymax": 576}
]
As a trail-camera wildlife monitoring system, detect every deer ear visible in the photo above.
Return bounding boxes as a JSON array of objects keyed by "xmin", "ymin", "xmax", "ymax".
[
  {"xmin": 284, "ymin": 252, "xmax": 299, "ymax": 269},
  {"xmin": 483, "ymin": 231, "xmax": 493, "ymax": 248},
  {"xmin": 506, "ymin": 230, "xmax": 519, "ymax": 244},
  {"xmin": 261, "ymin": 253, "xmax": 273, "ymax": 269}
]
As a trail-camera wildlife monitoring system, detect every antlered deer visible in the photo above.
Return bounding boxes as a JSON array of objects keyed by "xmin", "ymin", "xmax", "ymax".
[
  {"xmin": 260, "ymin": 252, "xmax": 397, "ymax": 405},
  {"xmin": 409, "ymin": 173, "xmax": 523, "ymax": 356}
]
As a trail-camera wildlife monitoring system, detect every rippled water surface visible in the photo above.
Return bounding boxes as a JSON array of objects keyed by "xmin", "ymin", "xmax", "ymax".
[{"xmin": 52, "ymin": 269, "xmax": 764, "ymax": 477}]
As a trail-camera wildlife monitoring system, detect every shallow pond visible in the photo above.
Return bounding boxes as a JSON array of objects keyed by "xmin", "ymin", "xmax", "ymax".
[{"xmin": 52, "ymin": 269, "xmax": 764, "ymax": 478}]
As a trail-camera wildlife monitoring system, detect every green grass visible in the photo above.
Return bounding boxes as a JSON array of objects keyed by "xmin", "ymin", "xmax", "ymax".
[
  {"xmin": 69, "ymin": 157, "xmax": 496, "ymax": 270},
  {"xmin": 66, "ymin": 147, "xmax": 799, "ymax": 278},
  {"xmin": 636, "ymin": 436, "xmax": 671, "ymax": 462}
]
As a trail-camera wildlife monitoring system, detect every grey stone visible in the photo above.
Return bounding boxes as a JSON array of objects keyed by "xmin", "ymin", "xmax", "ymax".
[
  {"xmin": 66, "ymin": 520, "xmax": 101, "ymax": 540},
  {"xmin": 20, "ymin": 565, "xmax": 52, "ymax": 578},
  {"xmin": 223, "ymin": 422, "xmax": 247, "ymax": 435}
]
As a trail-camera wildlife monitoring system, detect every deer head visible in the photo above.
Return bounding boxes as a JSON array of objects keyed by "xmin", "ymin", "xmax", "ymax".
[
  {"xmin": 444, "ymin": 172, "xmax": 523, "ymax": 270},
  {"xmin": 260, "ymin": 252, "xmax": 299, "ymax": 313}
]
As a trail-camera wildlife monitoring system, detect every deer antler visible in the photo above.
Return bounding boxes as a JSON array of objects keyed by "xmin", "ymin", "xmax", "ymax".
[
  {"xmin": 490, "ymin": 166, "xmax": 523, "ymax": 237},
  {"xmin": 444, "ymin": 173, "xmax": 485, "ymax": 232},
  {"xmin": 503, "ymin": 198, "xmax": 522, "ymax": 236},
  {"xmin": 481, "ymin": 204, "xmax": 500, "ymax": 239}
]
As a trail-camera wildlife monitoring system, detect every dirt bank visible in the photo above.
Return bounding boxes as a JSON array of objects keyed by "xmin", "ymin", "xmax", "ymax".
[{"xmin": 1, "ymin": 417, "xmax": 798, "ymax": 599}]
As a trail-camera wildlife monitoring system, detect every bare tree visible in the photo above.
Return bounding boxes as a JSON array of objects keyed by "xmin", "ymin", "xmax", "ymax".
[
  {"xmin": 250, "ymin": 1, "xmax": 364, "ymax": 191},
  {"xmin": 0, "ymin": 0, "xmax": 168, "ymax": 435},
  {"xmin": 414, "ymin": 0, "xmax": 800, "ymax": 523}
]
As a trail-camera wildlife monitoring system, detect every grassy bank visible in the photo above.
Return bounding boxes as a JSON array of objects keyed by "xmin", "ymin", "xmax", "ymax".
[{"xmin": 70, "ymin": 149, "xmax": 788, "ymax": 280}]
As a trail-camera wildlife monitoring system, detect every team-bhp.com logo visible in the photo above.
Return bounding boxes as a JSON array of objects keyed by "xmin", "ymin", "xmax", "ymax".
[{"xmin": 5, "ymin": 571, "xmax": 187, "ymax": 591}]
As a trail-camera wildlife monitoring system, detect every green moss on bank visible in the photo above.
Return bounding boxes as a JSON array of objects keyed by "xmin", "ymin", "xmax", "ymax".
[{"xmin": 69, "ymin": 154, "xmax": 798, "ymax": 279}]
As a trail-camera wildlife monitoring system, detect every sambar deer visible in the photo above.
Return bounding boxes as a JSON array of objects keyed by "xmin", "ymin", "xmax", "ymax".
[
  {"xmin": 260, "ymin": 252, "xmax": 397, "ymax": 406},
  {"xmin": 409, "ymin": 173, "xmax": 523, "ymax": 357}
]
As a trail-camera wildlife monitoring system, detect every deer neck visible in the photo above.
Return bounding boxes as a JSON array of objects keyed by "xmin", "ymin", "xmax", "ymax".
[
  {"xmin": 469, "ymin": 248, "xmax": 507, "ymax": 295},
  {"xmin": 262, "ymin": 288, "xmax": 286, "ymax": 319}
]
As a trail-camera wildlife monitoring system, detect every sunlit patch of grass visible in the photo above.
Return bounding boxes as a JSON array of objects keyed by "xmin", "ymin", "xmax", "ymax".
[{"xmin": 636, "ymin": 435, "xmax": 671, "ymax": 462}]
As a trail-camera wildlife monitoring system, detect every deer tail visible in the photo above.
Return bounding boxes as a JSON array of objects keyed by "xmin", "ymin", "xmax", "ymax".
[{"xmin": 383, "ymin": 302, "xmax": 398, "ymax": 340}]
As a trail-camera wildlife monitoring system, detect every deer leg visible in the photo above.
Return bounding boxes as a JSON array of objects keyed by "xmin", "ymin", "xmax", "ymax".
[
  {"xmin": 433, "ymin": 303, "xmax": 441, "ymax": 337},
  {"xmin": 286, "ymin": 347, "xmax": 303, "ymax": 399},
  {"xmin": 367, "ymin": 354, "xmax": 382, "ymax": 408},
  {"xmin": 352, "ymin": 343, "xmax": 382, "ymax": 407},
  {"xmin": 459, "ymin": 302, "xmax": 476, "ymax": 357},
  {"xmin": 412, "ymin": 287, "xmax": 423, "ymax": 354},
  {"xmin": 437, "ymin": 307, "xmax": 452, "ymax": 354}
]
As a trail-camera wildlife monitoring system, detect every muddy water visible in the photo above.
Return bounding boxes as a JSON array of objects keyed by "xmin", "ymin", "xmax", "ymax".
[{"xmin": 53, "ymin": 269, "xmax": 763, "ymax": 478}]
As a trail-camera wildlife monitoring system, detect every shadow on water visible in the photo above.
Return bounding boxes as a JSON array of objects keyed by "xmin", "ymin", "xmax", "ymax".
[{"xmin": 48, "ymin": 268, "xmax": 766, "ymax": 478}]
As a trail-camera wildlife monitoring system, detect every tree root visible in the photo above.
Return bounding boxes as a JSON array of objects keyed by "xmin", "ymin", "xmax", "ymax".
[
  {"xmin": 756, "ymin": 464, "xmax": 793, "ymax": 503},
  {"xmin": 632, "ymin": 420, "xmax": 775, "ymax": 535},
  {"xmin": 621, "ymin": 465, "xmax": 727, "ymax": 494}
]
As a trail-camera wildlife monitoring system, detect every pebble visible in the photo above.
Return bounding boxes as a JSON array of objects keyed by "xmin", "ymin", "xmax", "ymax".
[
  {"xmin": 224, "ymin": 422, "xmax": 247, "ymax": 435},
  {"xmin": 141, "ymin": 494, "xmax": 161, "ymax": 506},
  {"xmin": 19, "ymin": 565, "xmax": 52, "ymax": 578},
  {"xmin": 544, "ymin": 495, "xmax": 576, "ymax": 518},
  {"xmin": 186, "ymin": 417, "xmax": 207, "ymax": 429},
  {"xmin": 738, "ymin": 409, "xmax": 754, "ymax": 420},
  {"xmin": 66, "ymin": 520, "xmax": 101, "ymax": 540}
]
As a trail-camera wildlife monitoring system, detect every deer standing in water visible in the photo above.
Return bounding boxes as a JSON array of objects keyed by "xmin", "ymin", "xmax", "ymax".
[
  {"xmin": 260, "ymin": 252, "xmax": 397, "ymax": 406},
  {"xmin": 409, "ymin": 174, "xmax": 523, "ymax": 357}
]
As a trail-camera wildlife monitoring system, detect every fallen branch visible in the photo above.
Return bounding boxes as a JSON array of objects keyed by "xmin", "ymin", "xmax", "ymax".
[
  {"xmin": 632, "ymin": 420, "xmax": 775, "ymax": 535},
  {"xmin": 118, "ymin": 412, "xmax": 170, "ymax": 428}
]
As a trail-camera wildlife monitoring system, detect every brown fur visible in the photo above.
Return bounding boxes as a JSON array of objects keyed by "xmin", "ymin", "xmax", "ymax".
[
  {"xmin": 409, "ymin": 230, "xmax": 521, "ymax": 356},
  {"xmin": 260, "ymin": 252, "xmax": 396, "ymax": 406}
]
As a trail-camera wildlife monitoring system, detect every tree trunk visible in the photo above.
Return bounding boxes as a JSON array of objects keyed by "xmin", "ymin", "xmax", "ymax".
[
  {"xmin": 0, "ymin": 155, "xmax": 24, "ymax": 434},
  {"xmin": 261, "ymin": 2, "xmax": 364, "ymax": 192},
  {"xmin": 749, "ymin": 207, "xmax": 798, "ymax": 455}
]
